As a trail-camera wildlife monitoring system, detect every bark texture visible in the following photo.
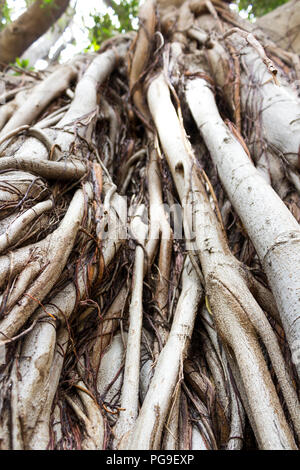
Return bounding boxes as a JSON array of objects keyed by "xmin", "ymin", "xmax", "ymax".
[
  {"xmin": 0, "ymin": 0, "xmax": 70, "ymax": 64},
  {"xmin": 257, "ymin": 0, "xmax": 300, "ymax": 54}
]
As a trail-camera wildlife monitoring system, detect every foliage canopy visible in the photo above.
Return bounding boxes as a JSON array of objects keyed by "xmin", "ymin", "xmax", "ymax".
[
  {"xmin": 237, "ymin": 0, "xmax": 290, "ymax": 18},
  {"xmin": 87, "ymin": 0, "xmax": 139, "ymax": 50}
]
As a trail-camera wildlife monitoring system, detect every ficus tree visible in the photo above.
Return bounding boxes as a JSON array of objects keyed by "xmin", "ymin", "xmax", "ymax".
[
  {"xmin": 0, "ymin": 0, "xmax": 299, "ymax": 451},
  {"xmin": 237, "ymin": 0, "xmax": 290, "ymax": 18}
]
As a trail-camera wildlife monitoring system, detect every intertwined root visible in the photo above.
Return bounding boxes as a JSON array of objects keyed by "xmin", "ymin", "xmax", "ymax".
[
  {"xmin": 0, "ymin": 38, "xmax": 131, "ymax": 449},
  {"xmin": 147, "ymin": 71, "xmax": 300, "ymax": 449}
]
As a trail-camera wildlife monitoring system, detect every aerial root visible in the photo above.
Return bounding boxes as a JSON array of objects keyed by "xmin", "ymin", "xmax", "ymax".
[
  {"xmin": 0, "ymin": 157, "xmax": 86, "ymax": 181},
  {"xmin": 0, "ymin": 185, "xmax": 91, "ymax": 342},
  {"xmin": 65, "ymin": 380, "xmax": 105, "ymax": 450},
  {"xmin": 147, "ymin": 71, "xmax": 298, "ymax": 449},
  {"xmin": 124, "ymin": 257, "xmax": 202, "ymax": 450},
  {"xmin": 1, "ymin": 178, "xmax": 127, "ymax": 449},
  {"xmin": 0, "ymin": 199, "xmax": 53, "ymax": 254},
  {"xmin": 113, "ymin": 206, "xmax": 148, "ymax": 447},
  {"xmin": 199, "ymin": 306, "xmax": 245, "ymax": 450}
]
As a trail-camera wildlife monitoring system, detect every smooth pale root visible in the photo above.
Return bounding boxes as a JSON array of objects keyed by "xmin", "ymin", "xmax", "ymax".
[
  {"xmin": 129, "ymin": 0, "xmax": 156, "ymax": 117},
  {"xmin": 242, "ymin": 46, "xmax": 300, "ymax": 169},
  {"xmin": 100, "ymin": 189, "xmax": 127, "ymax": 264},
  {"xmin": 97, "ymin": 332, "xmax": 127, "ymax": 403},
  {"xmin": 92, "ymin": 165, "xmax": 167, "ymax": 368},
  {"xmin": 0, "ymin": 185, "xmax": 91, "ymax": 343},
  {"xmin": 212, "ymin": 36, "xmax": 300, "ymax": 170},
  {"xmin": 206, "ymin": 37, "xmax": 300, "ymax": 167},
  {"xmin": 113, "ymin": 206, "xmax": 148, "ymax": 447},
  {"xmin": 147, "ymin": 73, "xmax": 298, "ymax": 449},
  {"xmin": 0, "ymin": 185, "xmax": 91, "ymax": 446},
  {"xmin": 0, "ymin": 47, "xmax": 127, "ymax": 180},
  {"xmin": 139, "ymin": 329, "xmax": 154, "ymax": 402},
  {"xmin": 203, "ymin": 38, "xmax": 300, "ymax": 193},
  {"xmin": 51, "ymin": 44, "xmax": 129, "ymax": 154},
  {"xmin": 0, "ymin": 170, "xmax": 46, "ymax": 209},
  {"xmin": 91, "ymin": 285, "xmax": 128, "ymax": 368},
  {"xmin": 0, "ymin": 45, "xmax": 127, "ymax": 169},
  {"xmin": 147, "ymin": 74, "xmax": 232, "ymax": 264},
  {"xmin": 12, "ymin": 325, "xmax": 67, "ymax": 450},
  {"xmin": 162, "ymin": 391, "xmax": 180, "ymax": 450},
  {"xmin": 0, "ymin": 65, "xmax": 77, "ymax": 136},
  {"xmin": 185, "ymin": 77, "xmax": 300, "ymax": 379},
  {"xmin": 192, "ymin": 425, "xmax": 209, "ymax": 450},
  {"xmin": 0, "ymin": 199, "xmax": 53, "ymax": 253},
  {"xmin": 147, "ymin": 138, "xmax": 173, "ymax": 349},
  {"xmin": 65, "ymin": 379, "xmax": 105, "ymax": 450},
  {"xmin": 0, "ymin": 157, "xmax": 86, "ymax": 181},
  {"xmin": 6, "ymin": 186, "xmax": 126, "ymax": 450},
  {"xmin": 200, "ymin": 307, "xmax": 245, "ymax": 450},
  {"xmin": 59, "ymin": 46, "xmax": 126, "ymax": 127},
  {"xmin": 127, "ymin": 257, "xmax": 202, "ymax": 450},
  {"xmin": 0, "ymin": 46, "xmax": 129, "ymax": 449}
]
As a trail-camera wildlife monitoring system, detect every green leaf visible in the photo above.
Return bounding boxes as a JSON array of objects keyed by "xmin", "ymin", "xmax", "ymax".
[
  {"xmin": 86, "ymin": 0, "xmax": 139, "ymax": 51},
  {"xmin": 236, "ymin": 0, "xmax": 290, "ymax": 18},
  {"xmin": 10, "ymin": 57, "xmax": 35, "ymax": 74}
]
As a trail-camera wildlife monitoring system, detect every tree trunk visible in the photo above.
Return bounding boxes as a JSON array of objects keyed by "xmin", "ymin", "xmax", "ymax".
[
  {"xmin": 0, "ymin": 0, "xmax": 299, "ymax": 450},
  {"xmin": 0, "ymin": 0, "xmax": 70, "ymax": 65},
  {"xmin": 256, "ymin": 0, "xmax": 300, "ymax": 54}
]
